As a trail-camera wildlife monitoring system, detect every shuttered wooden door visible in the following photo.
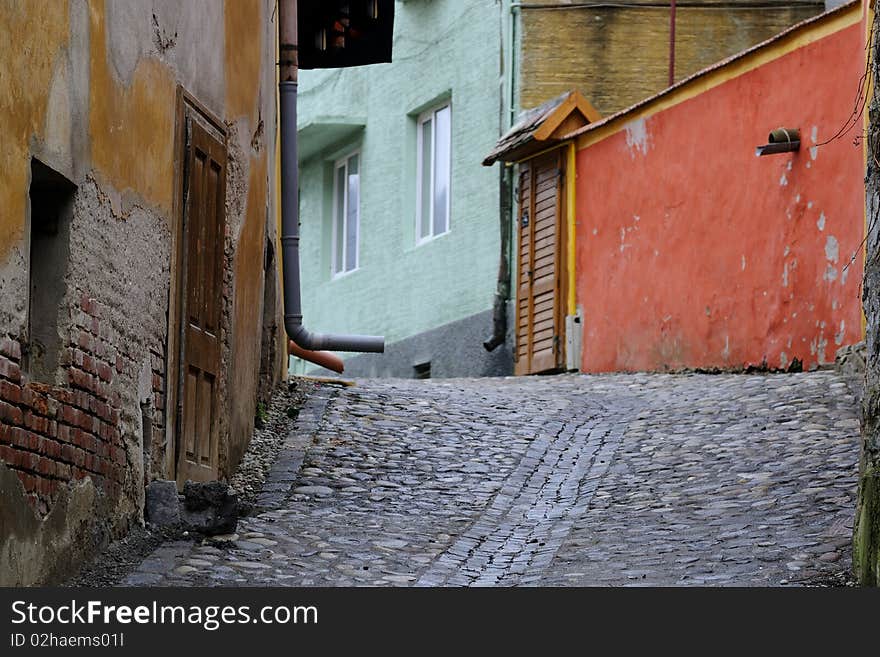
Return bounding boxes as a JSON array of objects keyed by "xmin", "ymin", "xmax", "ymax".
[
  {"xmin": 176, "ymin": 119, "xmax": 226, "ymax": 484},
  {"xmin": 515, "ymin": 151, "xmax": 565, "ymax": 375}
]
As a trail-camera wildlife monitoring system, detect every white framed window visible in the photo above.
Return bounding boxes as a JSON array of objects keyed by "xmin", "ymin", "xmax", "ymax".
[
  {"xmin": 416, "ymin": 103, "xmax": 451, "ymax": 243},
  {"xmin": 332, "ymin": 151, "xmax": 360, "ymax": 276}
]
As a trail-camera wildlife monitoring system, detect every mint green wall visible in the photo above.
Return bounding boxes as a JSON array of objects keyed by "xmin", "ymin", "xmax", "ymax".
[{"xmin": 295, "ymin": 0, "xmax": 506, "ymax": 363}]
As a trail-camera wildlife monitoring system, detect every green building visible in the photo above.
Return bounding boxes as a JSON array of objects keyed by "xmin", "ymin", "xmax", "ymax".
[{"xmin": 294, "ymin": 0, "xmax": 515, "ymax": 378}]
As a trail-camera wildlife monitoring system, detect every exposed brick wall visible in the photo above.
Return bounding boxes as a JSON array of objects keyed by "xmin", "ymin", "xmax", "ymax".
[
  {"xmin": 148, "ymin": 345, "xmax": 166, "ymax": 479},
  {"xmin": 0, "ymin": 293, "xmax": 131, "ymax": 516}
]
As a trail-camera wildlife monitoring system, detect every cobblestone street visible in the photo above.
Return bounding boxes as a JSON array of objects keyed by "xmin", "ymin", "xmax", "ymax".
[{"xmin": 125, "ymin": 371, "xmax": 860, "ymax": 587}]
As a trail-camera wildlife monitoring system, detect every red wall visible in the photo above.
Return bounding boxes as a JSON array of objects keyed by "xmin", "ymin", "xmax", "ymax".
[{"xmin": 576, "ymin": 23, "xmax": 865, "ymax": 372}]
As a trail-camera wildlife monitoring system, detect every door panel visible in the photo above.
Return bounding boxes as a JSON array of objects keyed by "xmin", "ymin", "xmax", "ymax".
[
  {"xmin": 176, "ymin": 119, "xmax": 226, "ymax": 484},
  {"xmin": 514, "ymin": 151, "xmax": 565, "ymax": 376}
]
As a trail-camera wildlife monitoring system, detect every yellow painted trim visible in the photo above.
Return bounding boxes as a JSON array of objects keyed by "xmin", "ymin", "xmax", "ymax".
[
  {"xmin": 566, "ymin": 142, "xmax": 577, "ymax": 318},
  {"xmin": 576, "ymin": 3, "xmax": 862, "ymax": 151}
]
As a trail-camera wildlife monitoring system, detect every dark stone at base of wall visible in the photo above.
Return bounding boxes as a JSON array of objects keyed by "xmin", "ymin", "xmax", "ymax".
[
  {"xmin": 181, "ymin": 481, "xmax": 238, "ymax": 536},
  {"xmin": 330, "ymin": 309, "xmax": 514, "ymax": 379},
  {"xmin": 145, "ymin": 480, "xmax": 180, "ymax": 526}
]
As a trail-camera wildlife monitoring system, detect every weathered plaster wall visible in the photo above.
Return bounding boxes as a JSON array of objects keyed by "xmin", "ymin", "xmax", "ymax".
[
  {"xmin": 574, "ymin": 20, "xmax": 865, "ymax": 373},
  {"xmin": 519, "ymin": 2, "xmax": 824, "ymax": 115},
  {"xmin": 0, "ymin": 0, "xmax": 283, "ymax": 585},
  {"xmin": 295, "ymin": 0, "xmax": 505, "ymax": 370}
]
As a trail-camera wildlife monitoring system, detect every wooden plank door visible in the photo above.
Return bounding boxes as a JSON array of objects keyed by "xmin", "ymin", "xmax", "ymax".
[
  {"xmin": 176, "ymin": 119, "xmax": 226, "ymax": 484},
  {"xmin": 515, "ymin": 150, "xmax": 565, "ymax": 375}
]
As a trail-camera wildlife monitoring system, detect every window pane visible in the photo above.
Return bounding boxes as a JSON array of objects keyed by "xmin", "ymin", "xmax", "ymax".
[
  {"xmin": 419, "ymin": 117, "xmax": 433, "ymax": 240},
  {"xmin": 433, "ymin": 106, "xmax": 450, "ymax": 236},
  {"xmin": 346, "ymin": 154, "xmax": 359, "ymax": 272},
  {"xmin": 334, "ymin": 164, "xmax": 345, "ymax": 274}
]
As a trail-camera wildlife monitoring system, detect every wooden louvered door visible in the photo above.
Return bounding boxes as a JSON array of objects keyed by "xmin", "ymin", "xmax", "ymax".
[
  {"xmin": 515, "ymin": 151, "xmax": 565, "ymax": 375},
  {"xmin": 176, "ymin": 119, "xmax": 226, "ymax": 484}
]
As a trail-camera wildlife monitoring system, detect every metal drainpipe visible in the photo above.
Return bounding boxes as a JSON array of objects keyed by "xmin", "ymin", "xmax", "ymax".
[
  {"xmin": 278, "ymin": 0, "xmax": 384, "ymax": 354},
  {"xmin": 484, "ymin": 0, "xmax": 519, "ymax": 352}
]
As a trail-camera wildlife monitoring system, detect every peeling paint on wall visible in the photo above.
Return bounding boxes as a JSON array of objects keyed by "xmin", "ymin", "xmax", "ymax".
[{"xmin": 624, "ymin": 117, "xmax": 651, "ymax": 157}]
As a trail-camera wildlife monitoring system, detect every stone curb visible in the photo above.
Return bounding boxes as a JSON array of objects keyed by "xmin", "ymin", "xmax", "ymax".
[{"xmin": 253, "ymin": 386, "xmax": 339, "ymax": 511}]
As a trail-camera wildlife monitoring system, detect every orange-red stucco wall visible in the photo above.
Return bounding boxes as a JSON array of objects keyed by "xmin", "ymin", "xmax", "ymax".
[{"xmin": 575, "ymin": 22, "xmax": 865, "ymax": 372}]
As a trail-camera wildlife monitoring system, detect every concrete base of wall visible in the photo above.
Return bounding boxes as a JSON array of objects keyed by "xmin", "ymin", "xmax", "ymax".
[
  {"xmin": 329, "ymin": 308, "xmax": 514, "ymax": 379},
  {"xmin": 0, "ymin": 462, "xmax": 112, "ymax": 585}
]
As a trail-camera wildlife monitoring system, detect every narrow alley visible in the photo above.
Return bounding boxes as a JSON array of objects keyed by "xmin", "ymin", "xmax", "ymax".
[{"xmin": 124, "ymin": 371, "xmax": 859, "ymax": 587}]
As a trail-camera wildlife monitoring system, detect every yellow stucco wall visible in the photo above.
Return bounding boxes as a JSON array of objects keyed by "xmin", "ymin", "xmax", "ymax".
[
  {"xmin": 87, "ymin": 1, "xmax": 176, "ymax": 215},
  {"xmin": 0, "ymin": 0, "xmax": 70, "ymax": 260}
]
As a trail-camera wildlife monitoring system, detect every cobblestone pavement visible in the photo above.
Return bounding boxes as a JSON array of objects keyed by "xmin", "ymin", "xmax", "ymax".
[{"xmin": 124, "ymin": 371, "xmax": 860, "ymax": 587}]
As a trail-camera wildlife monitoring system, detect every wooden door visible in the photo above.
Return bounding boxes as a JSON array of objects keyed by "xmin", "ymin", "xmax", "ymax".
[
  {"xmin": 515, "ymin": 150, "xmax": 565, "ymax": 375},
  {"xmin": 176, "ymin": 119, "xmax": 226, "ymax": 484}
]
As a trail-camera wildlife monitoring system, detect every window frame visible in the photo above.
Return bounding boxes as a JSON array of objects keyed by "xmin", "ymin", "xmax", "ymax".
[
  {"xmin": 415, "ymin": 102, "xmax": 452, "ymax": 245},
  {"xmin": 331, "ymin": 149, "xmax": 361, "ymax": 278}
]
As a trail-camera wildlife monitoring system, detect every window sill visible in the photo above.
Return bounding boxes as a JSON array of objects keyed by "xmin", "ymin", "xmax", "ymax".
[
  {"xmin": 331, "ymin": 267, "xmax": 361, "ymax": 281},
  {"xmin": 415, "ymin": 230, "xmax": 450, "ymax": 249}
]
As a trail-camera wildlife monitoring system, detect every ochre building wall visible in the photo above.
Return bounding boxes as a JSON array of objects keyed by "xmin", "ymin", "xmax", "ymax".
[{"xmin": 0, "ymin": 0, "xmax": 284, "ymax": 585}]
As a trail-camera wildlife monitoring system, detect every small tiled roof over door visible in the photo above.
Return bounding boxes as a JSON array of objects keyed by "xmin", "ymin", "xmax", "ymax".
[{"xmin": 483, "ymin": 90, "xmax": 600, "ymax": 166}]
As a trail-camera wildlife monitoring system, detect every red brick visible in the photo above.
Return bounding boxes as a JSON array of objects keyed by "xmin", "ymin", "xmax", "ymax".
[
  {"xmin": 69, "ymin": 368, "xmax": 97, "ymax": 393},
  {"xmin": 75, "ymin": 410, "xmax": 92, "ymax": 431},
  {"xmin": 0, "ymin": 401, "xmax": 23, "ymax": 425},
  {"xmin": 97, "ymin": 362, "xmax": 113, "ymax": 383},
  {"xmin": 80, "ymin": 294, "xmax": 97, "ymax": 316},
  {"xmin": 36, "ymin": 457, "xmax": 55, "ymax": 477},
  {"xmin": 154, "ymin": 393, "xmax": 165, "ymax": 411},
  {"xmin": 0, "ymin": 379, "xmax": 22, "ymax": 405},
  {"xmin": 0, "ymin": 445, "xmax": 20, "ymax": 467},
  {"xmin": 61, "ymin": 444, "xmax": 76, "ymax": 464},
  {"xmin": 0, "ymin": 337, "xmax": 21, "ymax": 360},
  {"xmin": 61, "ymin": 404, "xmax": 78, "ymax": 426},
  {"xmin": 39, "ymin": 437, "xmax": 62, "ymax": 460},
  {"xmin": 152, "ymin": 374, "xmax": 162, "ymax": 392},
  {"xmin": 52, "ymin": 387, "xmax": 74, "ymax": 405},
  {"xmin": 37, "ymin": 477, "xmax": 59, "ymax": 498},
  {"xmin": 74, "ymin": 430, "xmax": 97, "ymax": 454},
  {"xmin": 77, "ymin": 330, "xmax": 94, "ymax": 352},
  {"xmin": 13, "ymin": 429, "xmax": 39, "ymax": 452},
  {"xmin": 94, "ymin": 400, "xmax": 111, "ymax": 422},
  {"xmin": 91, "ymin": 318, "xmax": 99, "ymax": 335},
  {"xmin": 115, "ymin": 355, "xmax": 125, "ymax": 373},
  {"xmin": 73, "ymin": 448, "xmax": 85, "ymax": 468},
  {"xmin": 22, "ymin": 386, "xmax": 49, "ymax": 415},
  {"xmin": 71, "ymin": 390, "xmax": 90, "ymax": 411},
  {"xmin": 96, "ymin": 382, "xmax": 110, "ymax": 401},
  {"xmin": 46, "ymin": 421, "xmax": 57, "ymax": 438},
  {"xmin": 57, "ymin": 424, "xmax": 71, "ymax": 443},
  {"xmin": 0, "ymin": 357, "xmax": 21, "ymax": 383},
  {"xmin": 25, "ymin": 411, "xmax": 49, "ymax": 434},
  {"xmin": 16, "ymin": 471, "xmax": 36, "ymax": 492}
]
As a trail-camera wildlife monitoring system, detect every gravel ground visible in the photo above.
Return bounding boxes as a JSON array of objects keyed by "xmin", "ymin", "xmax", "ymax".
[
  {"xmin": 230, "ymin": 378, "xmax": 317, "ymax": 511},
  {"xmin": 63, "ymin": 377, "xmax": 315, "ymax": 587}
]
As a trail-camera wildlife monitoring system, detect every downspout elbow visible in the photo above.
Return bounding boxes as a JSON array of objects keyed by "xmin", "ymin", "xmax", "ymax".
[{"xmin": 286, "ymin": 317, "xmax": 385, "ymax": 354}]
